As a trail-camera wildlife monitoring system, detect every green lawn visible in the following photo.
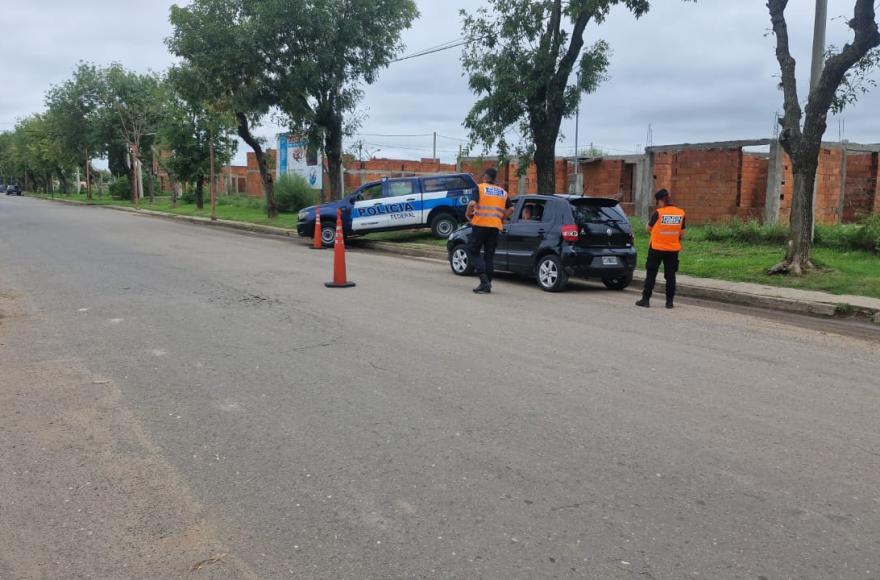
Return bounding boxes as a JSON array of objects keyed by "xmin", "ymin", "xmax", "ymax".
[
  {"xmin": 630, "ymin": 223, "xmax": 880, "ymax": 299},
  {"xmin": 31, "ymin": 192, "xmax": 880, "ymax": 299},
  {"xmin": 31, "ymin": 192, "xmax": 299, "ymax": 229}
]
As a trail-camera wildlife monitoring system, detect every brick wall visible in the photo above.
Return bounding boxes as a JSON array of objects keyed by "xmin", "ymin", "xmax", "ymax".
[
  {"xmin": 245, "ymin": 149, "xmax": 277, "ymax": 198},
  {"xmin": 739, "ymin": 153, "xmax": 769, "ymax": 218},
  {"xmin": 580, "ymin": 159, "xmax": 625, "ymax": 198},
  {"xmin": 842, "ymin": 152, "xmax": 878, "ymax": 222},
  {"xmin": 651, "ymin": 149, "xmax": 741, "ymax": 224}
]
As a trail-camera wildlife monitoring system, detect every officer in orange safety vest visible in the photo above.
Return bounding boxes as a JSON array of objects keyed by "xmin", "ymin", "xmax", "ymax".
[
  {"xmin": 636, "ymin": 189, "xmax": 686, "ymax": 309},
  {"xmin": 465, "ymin": 168, "xmax": 513, "ymax": 294}
]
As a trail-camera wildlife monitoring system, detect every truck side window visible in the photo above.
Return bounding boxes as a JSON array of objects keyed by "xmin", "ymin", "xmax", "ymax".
[
  {"xmin": 387, "ymin": 180, "xmax": 415, "ymax": 197},
  {"xmin": 361, "ymin": 183, "xmax": 383, "ymax": 201}
]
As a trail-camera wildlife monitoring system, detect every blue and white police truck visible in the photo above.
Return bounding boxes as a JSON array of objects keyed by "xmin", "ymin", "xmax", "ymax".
[{"xmin": 297, "ymin": 173, "xmax": 479, "ymax": 246}]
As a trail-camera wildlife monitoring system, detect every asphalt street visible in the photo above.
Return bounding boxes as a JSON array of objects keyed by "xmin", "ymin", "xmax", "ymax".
[{"xmin": 1, "ymin": 195, "xmax": 879, "ymax": 580}]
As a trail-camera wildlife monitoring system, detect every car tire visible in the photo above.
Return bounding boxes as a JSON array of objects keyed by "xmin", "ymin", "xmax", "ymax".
[
  {"xmin": 449, "ymin": 244, "xmax": 474, "ymax": 276},
  {"xmin": 602, "ymin": 274, "xmax": 633, "ymax": 291},
  {"xmin": 320, "ymin": 222, "xmax": 337, "ymax": 247},
  {"xmin": 536, "ymin": 254, "xmax": 568, "ymax": 292},
  {"xmin": 430, "ymin": 212, "xmax": 458, "ymax": 239}
]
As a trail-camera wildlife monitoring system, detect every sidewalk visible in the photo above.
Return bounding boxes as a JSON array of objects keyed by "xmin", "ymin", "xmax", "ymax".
[
  {"xmin": 357, "ymin": 240, "xmax": 880, "ymax": 322},
  {"xmin": 29, "ymin": 196, "xmax": 880, "ymax": 323}
]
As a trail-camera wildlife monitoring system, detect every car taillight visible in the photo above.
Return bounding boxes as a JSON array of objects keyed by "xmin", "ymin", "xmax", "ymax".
[{"xmin": 561, "ymin": 224, "xmax": 579, "ymax": 242}]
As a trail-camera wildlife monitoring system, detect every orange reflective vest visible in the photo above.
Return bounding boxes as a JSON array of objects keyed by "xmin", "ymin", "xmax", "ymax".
[
  {"xmin": 650, "ymin": 206, "xmax": 685, "ymax": 252},
  {"xmin": 471, "ymin": 183, "xmax": 509, "ymax": 230}
]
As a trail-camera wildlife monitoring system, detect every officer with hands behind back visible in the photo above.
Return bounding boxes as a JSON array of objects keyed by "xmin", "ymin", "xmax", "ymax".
[{"xmin": 636, "ymin": 189, "xmax": 686, "ymax": 309}]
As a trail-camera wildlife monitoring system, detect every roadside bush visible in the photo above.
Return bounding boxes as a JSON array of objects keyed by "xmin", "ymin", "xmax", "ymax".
[
  {"xmin": 816, "ymin": 214, "xmax": 880, "ymax": 254},
  {"xmin": 698, "ymin": 218, "xmax": 789, "ymax": 245},
  {"xmin": 108, "ymin": 176, "xmax": 131, "ymax": 200},
  {"xmin": 180, "ymin": 187, "xmax": 197, "ymax": 204},
  {"xmin": 274, "ymin": 174, "xmax": 320, "ymax": 213}
]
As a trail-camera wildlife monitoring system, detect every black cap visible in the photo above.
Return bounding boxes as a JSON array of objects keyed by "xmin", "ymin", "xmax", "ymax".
[
  {"xmin": 484, "ymin": 167, "xmax": 497, "ymax": 181},
  {"xmin": 654, "ymin": 189, "xmax": 670, "ymax": 201}
]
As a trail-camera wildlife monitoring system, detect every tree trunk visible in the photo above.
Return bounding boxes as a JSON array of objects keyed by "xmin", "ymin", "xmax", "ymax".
[
  {"xmin": 57, "ymin": 168, "xmax": 69, "ymax": 195},
  {"xmin": 85, "ymin": 152, "xmax": 92, "ymax": 200},
  {"xmin": 781, "ymin": 163, "xmax": 818, "ymax": 275},
  {"xmin": 325, "ymin": 114, "xmax": 344, "ymax": 200},
  {"xmin": 533, "ymin": 133, "xmax": 558, "ymax": 194},
  {"xmin": 195, "ymin": 176, "xmax": 205, "ymax": 210},
  {"xmin": 236, "ymin": 112, "xmax": 277, "ymax": 218},
  {"xmin": 146, "ymin": 166, "xmax": 155, "ymax": 204}
]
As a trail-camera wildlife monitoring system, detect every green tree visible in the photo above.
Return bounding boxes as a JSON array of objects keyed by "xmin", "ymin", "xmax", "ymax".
[
  {"xmin": 461, "ymin": 0, "xmax": 650, "ymax": 193},
  {"xmin": 44, "ymin": 63, "xmax": 104, "ymax": 198},
  {"xmin": 167, "ymin": 0, "xmax": 279, "ymax": 217},
  {"xmin": 159, "ymin": 66, "xmax": 237, "ymax": 210},
  {"xmin": 13, "ymin": 115, "xmax": 69, "ymax": 194},
  {"xmin": 767, "ymin": 0, "xmax": 880, "ymax": 275},
  {"xmin": 263, "ymin": 0, "xmax": 418, "ymax": 199},
  {"xmin": 101, "ymin": 64, "xmax": 166, "ymax": 204}
]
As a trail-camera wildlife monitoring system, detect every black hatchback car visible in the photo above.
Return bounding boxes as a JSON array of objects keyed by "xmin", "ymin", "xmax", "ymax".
[
  {"xmin": 447, "ymin": 195, "xmax": 637, "ymax": 292},
  {"xmin": 5, "ymin": 184, "xmax": 22, "ymax": 196}
]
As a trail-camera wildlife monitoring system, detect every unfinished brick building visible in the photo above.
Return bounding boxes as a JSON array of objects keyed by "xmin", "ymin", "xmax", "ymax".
[
  {"xmin": 177, "ymin": 138, "xmax": 878, "ymax": 227},
  {"xmin": 572, "ymin": 139, "xmax": 880, "ymax": 225}
]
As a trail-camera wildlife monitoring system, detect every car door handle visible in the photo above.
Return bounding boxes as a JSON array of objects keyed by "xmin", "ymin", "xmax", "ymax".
[
  {"xmin": 537, "ymin": 229, "xmax": 546, "ymax": 235},
  {"xmin": 405, "ymin": 197, "xmax": 417, "ymax": 202}
]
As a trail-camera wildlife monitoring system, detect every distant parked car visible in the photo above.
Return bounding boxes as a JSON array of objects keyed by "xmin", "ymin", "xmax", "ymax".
[
  {"xmin": 448, "ymin": 194, "xmax": 637, "ymax": 292},
  {"xmin": 297, "ymin": 173, "xmax": 479, "ymax": 246},
  {"xmin": 5, "ymin": 184, "xmax": 22, "ymax": 196}
]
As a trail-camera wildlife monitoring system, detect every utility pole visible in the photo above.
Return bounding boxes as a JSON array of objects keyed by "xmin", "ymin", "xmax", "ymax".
[
  {"xmin": 574, "ymin": 72, "xmax": 581, "ymax": 175},
  {"xmin": 809, "ymin": 0, "xmax": 828, "ymax": 238},
  {"xmin": 433, "ymin": 132, "xmax": 437, "ymax": 161},
  {"xmin": 809, "ymin": 0, "xmax": 828, "ymax": 91},
  {"xmin": 210, "ymin": 136, "xmax": 217, "ymax": 221}
]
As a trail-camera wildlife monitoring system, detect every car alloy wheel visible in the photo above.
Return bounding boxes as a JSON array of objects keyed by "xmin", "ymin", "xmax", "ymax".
[
  {"xmin": 538, "ymin": 259, "xmax": 558, "ymax": 288},
  {"xmin": 451, "ymin": 247, "xmax": 469, "ymax": 274}
]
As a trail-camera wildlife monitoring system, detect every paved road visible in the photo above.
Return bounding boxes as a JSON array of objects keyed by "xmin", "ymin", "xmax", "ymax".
[{"xmin": 1, "ymin": 196, "xmax": 879, "ymax": 580}]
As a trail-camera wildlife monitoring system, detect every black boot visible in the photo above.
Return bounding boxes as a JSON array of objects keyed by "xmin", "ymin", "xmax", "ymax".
[
  {"xmin": 666, "ymin": 299, "xmax": 674, "ymax": 309},
  {"xmin": 473, "ymin": 274, "xmax": 491, "ymax": 294},
  {"xmin": 635, "ymin": 298, "xmax": 650, "ymax": 308}
]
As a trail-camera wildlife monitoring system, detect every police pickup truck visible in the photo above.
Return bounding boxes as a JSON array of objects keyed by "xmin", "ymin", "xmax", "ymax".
[{"xmin": 297, "ymin": 173, "xmax": 478, "ymax": 246}]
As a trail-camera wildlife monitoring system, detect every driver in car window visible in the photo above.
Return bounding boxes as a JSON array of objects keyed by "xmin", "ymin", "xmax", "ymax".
[{"xmin": 521, "ymin": 204, "xmax": 534, "ymax": 221}]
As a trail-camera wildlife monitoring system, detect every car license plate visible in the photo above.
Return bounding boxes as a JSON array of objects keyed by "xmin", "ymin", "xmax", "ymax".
[{"xmin": 602, "ymin": 256, "xmax": 619, "ymax": 266}]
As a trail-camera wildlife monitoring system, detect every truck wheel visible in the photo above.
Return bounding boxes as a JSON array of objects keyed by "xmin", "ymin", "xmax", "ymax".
[
  {"xmin": 602, "ymin": 274, "xmax": 633, "ymax": 291},
  {"xmin": 536, "ymin": 254, "xmax": 568, "ymax": 292},
  {"xmin": 320, "ymin": 223, "xmax": 337, "ymax": 247},
  {"xmin": 430, "ymin": 212, "xmax": 457, "ymax": 239},
  {"xmin": 449, "ymin": 245, "xmax": 474, "ymax": 276}
]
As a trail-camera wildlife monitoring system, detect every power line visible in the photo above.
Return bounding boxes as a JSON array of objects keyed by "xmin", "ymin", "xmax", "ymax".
[{"xmin": 390, "ymin": 38, "xmax": 470, "ymax": 63}]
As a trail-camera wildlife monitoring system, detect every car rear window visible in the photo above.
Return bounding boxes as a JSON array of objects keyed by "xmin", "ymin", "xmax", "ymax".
[{"xmin": 570, "ymin": 200, "xmax": 627, "ymax": 224}]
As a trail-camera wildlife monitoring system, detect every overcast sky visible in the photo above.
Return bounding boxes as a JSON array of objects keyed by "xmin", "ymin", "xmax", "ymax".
[{"xmin": 1, "ymin": 1, "xmax": 878, "ymax": 165}]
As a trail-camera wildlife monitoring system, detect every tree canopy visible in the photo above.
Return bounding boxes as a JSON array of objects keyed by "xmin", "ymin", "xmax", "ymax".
[{"xmin": 461, "ymin": 0, "xmax": 650, "ymax": 193}]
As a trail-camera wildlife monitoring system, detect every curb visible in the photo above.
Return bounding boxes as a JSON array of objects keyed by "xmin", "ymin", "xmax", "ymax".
[
  {"xmin": 28, "ymin": 196, "xmax": 297, "ymax": 239},
  {"xmin": 356, "ymin": 240, "xmax": 878, "ymax": 321},
  {"xmin": 29, "ymin": 196, "xmax": 880, "ymax": 323}
]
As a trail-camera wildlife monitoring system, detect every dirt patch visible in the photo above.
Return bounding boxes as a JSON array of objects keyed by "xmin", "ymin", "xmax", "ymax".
[{"xmin": 0, "ymin": 355, "xmax": 259, "ymax": 579}]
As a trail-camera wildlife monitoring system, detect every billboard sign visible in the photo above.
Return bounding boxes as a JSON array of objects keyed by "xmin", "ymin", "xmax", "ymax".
[{"xmin": 277, "ymin": 134, "xmax": 323, "ymax": 190}]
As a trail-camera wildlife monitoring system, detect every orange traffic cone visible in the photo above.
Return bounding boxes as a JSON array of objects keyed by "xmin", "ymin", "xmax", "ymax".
[
  {"xmin": 312, "ymin": 204, "xmax": 323, "ymax": 249},
  {"xmin": 325, "ymin": 208, "xmax": 356, "ymax": 288}
]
